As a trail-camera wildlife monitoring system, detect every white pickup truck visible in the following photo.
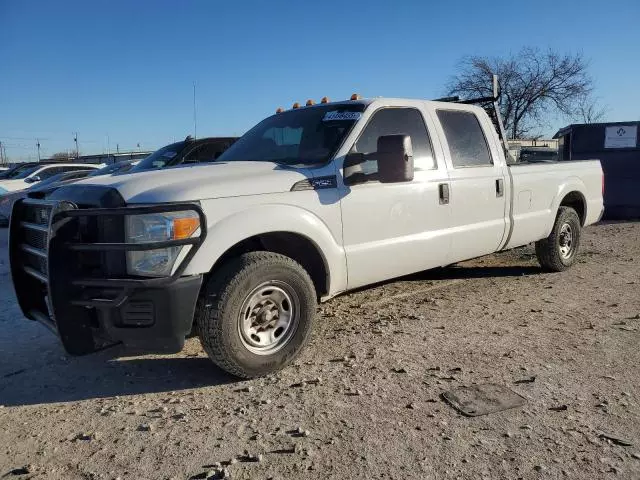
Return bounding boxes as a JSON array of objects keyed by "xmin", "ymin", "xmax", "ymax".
[{"xmin": 10, "ymin": 94, "xmax": 603, "ymax": 378}]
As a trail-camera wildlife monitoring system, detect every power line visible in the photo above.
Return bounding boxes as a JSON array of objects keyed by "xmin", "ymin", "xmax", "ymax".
[{"xmin": 0, "ymin": 136, "xmax": 51, "ymax": 141}]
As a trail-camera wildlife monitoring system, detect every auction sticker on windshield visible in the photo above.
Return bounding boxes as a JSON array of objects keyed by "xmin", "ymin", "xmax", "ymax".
[{"xmin": 323, "ymin": 111, "xmax": 362, "ymax": 121}]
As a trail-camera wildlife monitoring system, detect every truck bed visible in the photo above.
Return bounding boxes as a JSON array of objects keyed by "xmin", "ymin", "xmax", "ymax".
[{"xmin": 504, "ymin": 159, "xmax": 603, "ymax": 249}]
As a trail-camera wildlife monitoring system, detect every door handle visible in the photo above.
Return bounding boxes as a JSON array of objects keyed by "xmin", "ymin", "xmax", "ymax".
[
  {"xmin": 438, "ymin": 183, "xmax": 450, "ymax": 205},
  {"xmin": 496, "ymin": 178, "xmax": 504, "ymax": 197}
]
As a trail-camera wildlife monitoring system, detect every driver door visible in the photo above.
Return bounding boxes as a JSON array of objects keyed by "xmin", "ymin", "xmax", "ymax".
[{"xmin": 339, "ymin": 107, "xmax": 451, "ymax": 290}]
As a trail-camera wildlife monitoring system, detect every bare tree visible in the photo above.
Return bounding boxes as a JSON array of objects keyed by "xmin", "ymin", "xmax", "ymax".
[
  {"xmin": 447, "ymin": 48, "xmax": 596, "ymax": 139},
  {"xmin": 573, "ymin": 94, "xmax": 607, "ymax": 124}
]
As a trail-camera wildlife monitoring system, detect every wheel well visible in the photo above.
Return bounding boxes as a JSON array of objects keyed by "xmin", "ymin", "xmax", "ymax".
[
  {"xmin": 209, "ymin": 232, "xmax": 329, "ymax": 298},
  {"xmin": 560, "ymin": 191, "xmax": 586, "ymax": 225}
]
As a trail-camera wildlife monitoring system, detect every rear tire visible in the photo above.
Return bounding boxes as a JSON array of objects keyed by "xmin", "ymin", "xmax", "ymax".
[
  {"xmin": 195, "ymin": 252, "xmax": 317, "ymax": 378},
  {"xmin": 535, "ymin": 206, "xmax": 581, "ymax": 272}
]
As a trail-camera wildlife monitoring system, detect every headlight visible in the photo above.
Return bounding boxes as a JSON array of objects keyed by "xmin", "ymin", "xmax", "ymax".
[{"xmin": 125, "ymin": 210, "xmax": 200, "ymax": 277}]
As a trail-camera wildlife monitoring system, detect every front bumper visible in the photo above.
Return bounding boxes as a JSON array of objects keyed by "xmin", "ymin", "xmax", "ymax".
[
  {"xmin": 97, "ymin": 274, "xmax": 203, "ymax": 352},
  {"xmin": 9, "ymin": 195, "xmax": 207, "ymax": 354}
]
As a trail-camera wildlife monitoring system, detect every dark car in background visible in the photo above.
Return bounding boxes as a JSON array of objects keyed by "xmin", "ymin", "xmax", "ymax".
[
  {"xmin": 518, "ymin": 146, "xmax": 558, "ymax": 163},
  {"xmin": 88, "ymin": 160, "xmax": 138, "ymax": 176},
  {"xmin": 131, "ymin": 136, "xmax": 238, "ymax": 172}
]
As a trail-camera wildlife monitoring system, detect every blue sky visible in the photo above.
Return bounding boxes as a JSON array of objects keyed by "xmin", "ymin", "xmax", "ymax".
[{"xmin": 1, "ymin": 0, "xmax": 639, "ymax": 161}]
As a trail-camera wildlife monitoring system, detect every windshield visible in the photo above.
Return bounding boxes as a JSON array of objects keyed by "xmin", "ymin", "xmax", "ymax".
[
  {"xmin": 2, "ymin": 163, "xmax": 33, "ymax": 178},
  {"xmin": 28, "ymin": 170, "xmax": 92, "ymax": 189},
  {"xmin": 89, "ymin": 161, "xmax": 134, "ymax": 176},
  {"xmin": 217, "ymin": 104, "xmax": 366, "ymax": 166},
  {"xmin": 0, "ymin": 167, "xmax": 19, "ymax": 179},
  {"xmin": 132, "ymin": 142, "xmax": 185, "ymax": 171},
  {"xmin": 13, "ymin": 166, "xmax": 41, "ymax": 179}
]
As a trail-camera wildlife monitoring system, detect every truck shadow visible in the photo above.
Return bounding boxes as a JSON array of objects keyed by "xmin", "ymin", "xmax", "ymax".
[
  {"xmin": 414, "ymin": 264, "xmax": 544, "ymax": 281},
  {"xmin": 345, "ymin": 263, "xmax": 544, "ymax": 297},
  {"xmin": 0, "ymin": 263, "xmax": 541, "ymax": 407},
  {"xmin": 0, "ymin": 346, "xmax": 238, "ymax": 407}
]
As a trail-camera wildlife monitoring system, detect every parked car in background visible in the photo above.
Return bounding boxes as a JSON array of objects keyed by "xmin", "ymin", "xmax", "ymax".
[
  {"xmin": 0, "ymin": 170, "xmax": 96, "ymax": 226},
  {"xmin": 130, "ymin": 136, "xmax": 238, "ymax": 172},
  {"xmin": 88, "ymin": 160, "xmax": 139, "ymax": 177},
  {"xmin": 518, "ymin": 146, "xmax": 558, "ymax": 163},
  {"xmin": 0, "ymin": 161, "xmax": 56, "ymax": 180},
  {"xmin": 0, "ymin": 163, "xmax": 101, "ymax": 193},
  {"xmin": 0, "ymin": 162, "xmax": 139, "ymax": 226}
]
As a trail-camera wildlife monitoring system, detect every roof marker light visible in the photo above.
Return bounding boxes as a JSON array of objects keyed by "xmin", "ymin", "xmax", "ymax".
[
  {"xmin": 320, "ymin": 96, "xmax": 330, "ymax": 104},
  {"xmin": 306, "ymin": 99, "xmax": 315, "ymax": 106},
  {"xmin": 276, "ymin": 107, "xmax": 284, "ymax": 113},
  {"xmin": 292, "ymin": 102, "xmax": 300, "ymax": 109},
  {"xmin": 350, "ymin": 93, "xmax": 361, "ymax": 100}
]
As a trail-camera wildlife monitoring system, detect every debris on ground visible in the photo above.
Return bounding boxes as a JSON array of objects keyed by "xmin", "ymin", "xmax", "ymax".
[{"xmin": 442, "ymin": 384, "xmax": 526, "ymax": 417}]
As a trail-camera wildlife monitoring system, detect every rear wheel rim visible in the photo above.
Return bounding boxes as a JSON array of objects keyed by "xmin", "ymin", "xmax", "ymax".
[
  {"xmin": 558, "ymin": 223, "xmax": 574, "ymax": 259},
  {"xmin": 238, "ymin": 281, "xmax": 299, "ymax": 355}
]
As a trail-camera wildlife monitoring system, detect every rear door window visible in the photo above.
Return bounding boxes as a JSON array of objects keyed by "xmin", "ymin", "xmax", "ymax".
[{"xmin": 437, "ymin": 110, "xmax": 493, "ymax": 167}]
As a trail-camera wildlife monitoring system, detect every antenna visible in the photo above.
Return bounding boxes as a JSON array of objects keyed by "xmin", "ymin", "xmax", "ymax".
[{"xmin": 193, "ymin": 82, "xmax": 198, "ymax": 141}]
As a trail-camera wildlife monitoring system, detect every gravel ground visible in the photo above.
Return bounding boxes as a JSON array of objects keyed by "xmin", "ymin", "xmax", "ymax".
[{"xmin": 0, "ymin": 222, "xmax": 639, "ymax": 480}]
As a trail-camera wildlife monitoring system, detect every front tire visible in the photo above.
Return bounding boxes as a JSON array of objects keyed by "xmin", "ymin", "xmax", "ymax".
[
  {"xmin": 535, "ymin": 206, "xmax": 581, "ymax": 272},
  {"xmin": 195, "ymin": 252, "xmax": 317, "ymax": 378}
]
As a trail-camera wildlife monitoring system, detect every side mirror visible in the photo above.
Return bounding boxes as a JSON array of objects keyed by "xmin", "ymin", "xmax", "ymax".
[
  {"xmin": 377, "ymin": 135, "xmax": 414, "ymax": 183},
  {"xmin": 25, "ymin": 175, "xmax": 41, "ymax": 183}
]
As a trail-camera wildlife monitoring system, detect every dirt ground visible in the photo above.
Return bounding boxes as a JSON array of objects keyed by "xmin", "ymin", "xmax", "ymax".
[{"xmin": 0, "ymin": 222, "xmax": 639, "ymax": 480}]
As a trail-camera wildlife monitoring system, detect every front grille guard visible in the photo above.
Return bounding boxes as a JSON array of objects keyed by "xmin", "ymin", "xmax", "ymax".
[{"xmin": 11, "ymin": 198, "xmax": 207, "ymax": 312}]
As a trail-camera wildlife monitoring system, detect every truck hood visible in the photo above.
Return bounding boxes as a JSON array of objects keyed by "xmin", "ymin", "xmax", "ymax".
[{"xmin": 73, "ymin": 161, "xmax": 312, "ymax": 203}]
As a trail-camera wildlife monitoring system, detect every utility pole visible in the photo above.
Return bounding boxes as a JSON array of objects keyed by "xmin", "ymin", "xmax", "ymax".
[
  {"xmin": 0, "ymin": 141, "xmax": 4, "ymax": 165},
  {"xmin": 36, "ymin": 139, "xmax": 41, "ymax": 161},
  {"xmin": 73, "ymin": 132, "xmax": 79, "ymax": 159},
  {"xmin": 116, "ymin": 143, "xmax": 119, "ymax": 154}
]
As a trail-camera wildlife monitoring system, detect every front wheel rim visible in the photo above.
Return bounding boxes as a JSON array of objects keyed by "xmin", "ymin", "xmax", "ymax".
[
  {"xmin": 238, "ymin": 281, "xmax": 299, "ymax": 355},
  {"xmin": 558, "ymin": 223, "xmax": 574, "ymax": 259}
]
